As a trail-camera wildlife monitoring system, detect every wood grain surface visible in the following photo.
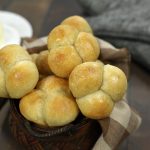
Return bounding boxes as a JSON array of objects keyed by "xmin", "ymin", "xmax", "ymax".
[{"xmin": 0, "ymin": 0, "xmax": 150, "ymax": 149}]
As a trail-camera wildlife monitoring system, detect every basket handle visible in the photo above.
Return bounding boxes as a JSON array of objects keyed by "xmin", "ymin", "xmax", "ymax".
[{"xmin": 24, "ymin": 120, "xmax": 74, "ymax": 138}]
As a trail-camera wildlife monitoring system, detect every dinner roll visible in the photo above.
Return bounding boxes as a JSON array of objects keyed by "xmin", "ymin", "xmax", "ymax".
[
  {"xmin": 47, "ymin": 16, "xmax": 100, "ymax": 78},
  {"xmin": 31, "ymin": 50, "xmax": 52, "ymax": 75},
  {"xmin": 19, "ymin": 75, "xmax": 79, "ymax": 127},
  {"xmin": 69, "ymin": 61, "xmax": 127, "ymax": 119},
  {"xmin": 0, "ymin": 44, "xmax": 39, "ymax": 98},
  {"xmin": 61, "ymin": 15, "xmax": 93, "ymax": 33}
]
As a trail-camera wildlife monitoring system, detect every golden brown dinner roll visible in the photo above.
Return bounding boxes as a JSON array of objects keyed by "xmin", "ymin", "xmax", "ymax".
[
  {"xmin": 47, "ymin": 16, "xmax": 100, "ymax": 78},
  {"xmin": 69, "ymin": 61, "xmax": 127, "ymax": 119},
  {"xmin": 0, "ymin": 44, "xmax": 39, "ymax": 98},
  {"xmin": 19, "ymin": 75, "xmax": 79, "ymax": 127},
  {"xmin": 61, "ymin": 15, "xmax": 93, "ymax": 33},
  {"xmin": 31, "ymin": 50, "xmax": 52, "ymax": 75}
]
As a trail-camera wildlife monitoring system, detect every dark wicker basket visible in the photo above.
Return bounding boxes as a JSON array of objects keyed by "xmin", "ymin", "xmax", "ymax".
[{"xmin": 9, "ymin": 99, "xmax": 101, "ymax": 150}]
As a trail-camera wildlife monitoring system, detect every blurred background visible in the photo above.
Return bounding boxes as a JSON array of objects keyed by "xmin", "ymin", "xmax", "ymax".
[
  {"xmin": 0, "ymin": 0, "xmax": 83, "ymax": 39},
  {"xmin": 0, "ymin": 0, "xmax": 150, "ymax": 150}
]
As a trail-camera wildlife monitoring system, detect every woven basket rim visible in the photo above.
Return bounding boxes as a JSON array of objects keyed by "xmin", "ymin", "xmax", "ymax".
[{"xmin": 9, "ymin": 99, "xmax": 93, "ymax": 139}]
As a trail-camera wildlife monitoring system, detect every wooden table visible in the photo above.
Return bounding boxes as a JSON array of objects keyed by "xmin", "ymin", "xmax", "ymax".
[{"xmin": 0, "ymin": 0, "xmax": 150, "ymax": 149}]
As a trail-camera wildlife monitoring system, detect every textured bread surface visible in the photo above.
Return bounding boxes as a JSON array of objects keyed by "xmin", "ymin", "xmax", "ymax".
[
  {"xmin": 101, "ymin": 65, "xmax": 127, "ymax": 102},
  {"xmin": 75, "ymin": 32, "xmax": 100, "ymax": 62},
  {"xmin": 31, "ymin": 50, "xmax": 52, "ymax": 75},
  {"xmin": 47, "ymin": 16, "xmax": 100, "ymax": 78},
  {"xmin": 48, "ymin": 45, "xmax": 82, "ymax": 78},
  {"xmin": 69, "ymin": 61, "xmax": 104, "ymax": 98},
  {"xmin": 19, "ymin": 90, "xmax": 46, "ymax": 126},
  {"xmin": 76, "ymin": 90, "xmax": 114, "ymax": 119},
  {"xmin": 61, "ymin": 15, "xmax": 93, "ymax": 33},
  {"xmin": 47, "ymin": 25, "xmax": 79, "ymax": 49},
  {"xmin": 69, "ymin": 61, "xmax": 127, "ymax": 119},
  {"xmin": 0, "ymin": 44, "xmax": 39, "ymax": 98},
  {"xmin": 19, "ymin": 75, "xmax": 79, "ymax": 127}
]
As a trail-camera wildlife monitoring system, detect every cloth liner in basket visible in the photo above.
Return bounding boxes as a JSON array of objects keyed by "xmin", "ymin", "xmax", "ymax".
[{"xmin": 9, "ymin": 37, "xmax": 141, "ymax": 150}]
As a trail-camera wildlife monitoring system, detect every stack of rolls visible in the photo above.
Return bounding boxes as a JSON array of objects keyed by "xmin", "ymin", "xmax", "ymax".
[
  {"xmin": 0, "ymin": 15, "xmax": 127, "ymax": 127},
  {"xmin": 69, "ymin": 61, "xmax": 127, "ymax": 119}
]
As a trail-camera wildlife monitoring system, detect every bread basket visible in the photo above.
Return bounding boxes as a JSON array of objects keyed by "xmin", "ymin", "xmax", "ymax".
[{"xmin": 9, "ymin": 37, "xmax": 130, "ymax": 150}]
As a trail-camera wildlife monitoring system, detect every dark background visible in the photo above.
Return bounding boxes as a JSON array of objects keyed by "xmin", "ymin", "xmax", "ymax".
[{"xmin": 0, "ymin": 0, "xmax": 150, "ymax": 149}]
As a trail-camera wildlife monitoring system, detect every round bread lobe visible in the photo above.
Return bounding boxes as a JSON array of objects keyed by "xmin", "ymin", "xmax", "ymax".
[
  {"xmin": 61, "ymin": 15, "xmax": 93, "ymax": 33},
  {"xmin": 69, "ymin": 61, "xmax": 104, "ymax": 98},
  {"xmin": 19, "ymin": 90, "xmax": 46, "ymax": 126},
  {"xmin": 76, "ymin": 90, "xmax": 114, "ymax": 119},
  {"xmin": 75, "ymin": 32, "xmax": 100, "ymax": 62},
  {"xmin": 43, "ymin": 94, "xmax": 79, "ymax": 127},
  {"xmin": 0, "ymin": 44, "xmax": 31, "ymax": 72},
  {"xmin": 101, "ymin": 65, "xmax": 127, "ymax": 102},
  {"xmin": 47, "ymin": 24, "xmax": 79, "ymax": 49},
  {"xmin": 37, "ymin": 76, "xmax": 70, "ymax": 95},
  {"xmin": 48, "ymin": 46, "xmax": 82, "ymax": 78},
  {"xmin": 6, "ymin": 61, "xmax": 39, "ymax": 98}
]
